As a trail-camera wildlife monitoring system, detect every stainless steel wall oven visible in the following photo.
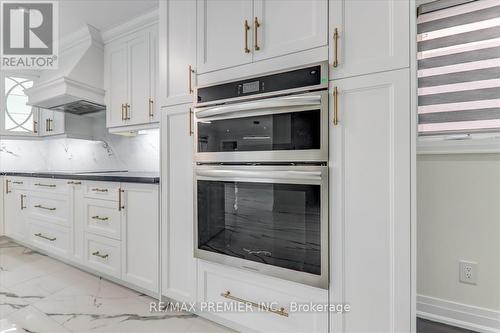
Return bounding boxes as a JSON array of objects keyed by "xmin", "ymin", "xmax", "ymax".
[{"xmin": 193, "ymin": 62, "xmax": 329, "ymax": 289}]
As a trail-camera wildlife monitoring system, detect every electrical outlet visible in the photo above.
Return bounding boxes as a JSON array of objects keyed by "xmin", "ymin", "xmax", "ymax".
[{"xmin": 459, "ymin": 261, "xmax": 477, "ymax": 284}]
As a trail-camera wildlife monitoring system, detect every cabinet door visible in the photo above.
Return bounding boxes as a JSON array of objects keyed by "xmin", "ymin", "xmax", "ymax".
[
  {"xmin": 161, "ymin": 104, "xmax": 197, "ymax": 303},
  {"xmin": 128, "ymin": 31, "xmax": 151, "ymax": 126},
  {"xmin": 160, "ymin": 0, "xmax": 197, "ymax": 107},
  {"xmin": 329, "ymin": 69, "xmax": 410, "ymax": 332},
  {"xmin": 253, "ymin": 0, "xmax": 327, "ymax": 62},
  {"xmin": 106, "ymin": 43, "xmax": 128, "ymax": 128},
  {"xmin": 328, "ymin": 0, "xmax": 409, "ymax": 80},
  {"xmin": 149, "ymin": 26, "xmax": 159, "ymax": 122},
  {"xmin": 197, "ymin": 0, "xmax": 252, "ymax": 74},
  {"xmin": 4, "ymin": 188, "xmax": 27, "ymax": 241},
  {"xmin": 38, "ymin": 109, "xmax": 64, "ymax": 136},
  {"xmin": 121, "ymin": 183, "xmax": 159, "ymax": 293}
]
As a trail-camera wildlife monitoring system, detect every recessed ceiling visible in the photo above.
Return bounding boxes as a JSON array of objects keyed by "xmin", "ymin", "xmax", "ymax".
[{"xmin": 58, "ymin": 0, "xmax": 158, "ymax": 38}]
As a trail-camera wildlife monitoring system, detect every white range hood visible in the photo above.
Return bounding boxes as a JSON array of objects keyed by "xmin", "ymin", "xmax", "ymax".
[{"xmin": 26, "ymin": 25, "xmax": 106, "ymax": 115}]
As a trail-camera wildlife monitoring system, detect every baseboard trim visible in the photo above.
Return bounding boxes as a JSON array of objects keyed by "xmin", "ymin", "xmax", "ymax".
[{"xmin": 417, "ymin": 295, "xmax": 500, "ymax": 333}]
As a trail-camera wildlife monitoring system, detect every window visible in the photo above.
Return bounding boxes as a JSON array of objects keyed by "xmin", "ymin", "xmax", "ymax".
[
  {"xmin": 3, "ymin": 75, "xmax": 35, "ymax": 133},
  {"xmin": 417, "ymin": 0, "xmax": 500, "ymax": 136}
]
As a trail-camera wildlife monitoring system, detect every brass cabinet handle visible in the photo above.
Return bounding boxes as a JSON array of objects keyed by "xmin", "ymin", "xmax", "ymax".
[
  {"xmin": 126, "ymin": 104, "xmax": 131, "ymax": 120},
  {"xmin": 220, "ymin": 291, "xmax": 288, "ymax": 317},
  {"xmin": 35, "ymin": 233, "xmax": 56, "ymax": 241},
  {"xmin": 148, "ymin": 98, "xmax": 154, "ymax": 118},
  {"xmin": 50, "ymin": 119, "xmax": 53, "ymax": 132},
  {"xmin": 118, "ymin": 188, "xmax": 125, "ymax": 211},
  {"xmin": 188, "ymin": 65, "xmax": 195, "ymax": 94},
  {"xmin": 121, "ymin": 104, "xmax": 125, "ymax": 121},
  {"xmin": 13, "ymin": 181, "xmax": 23, "ymax": 184},
  {"xmin": 34, "ymin": 204, "xmax": 56, "ymax": 211},
  {"xmin": 92, "ymin": 215, "xmax": 109, "ymax": 221},
  {"xmin": 333, "ymin": 28, "xmax": 339, "ymax": 68},
  {"xmin": 20, "ymin": 194, "xmax": 26, "ymax": 210},
  {"xmin": 91, "ymin": 188, "xmax": 108, "ymax": 192},
  {"xmin": 33, "ymin": 120, "xmax": 38, "ymax": 134},
  {"xmin": 189, "ymin": 108, "xmax": 193, "ymax": 136},
  {"xmin": 5, "ymin": 180, "xmax": 10, "ymax": 194},
  {"xmin": 254, "ymin": 17, "xmax": 261, "ymax": 51},
  {"xmin": 45, "ymin": 118, "xmax": 49, "ymax": 132},
  {"xmin": 35, "ymin": 183, "xmax": 56, "ymax": 188},
  {"xmin": 333, "ymin": 86, "xmax": 339, "ymax": 125},
  {"xmin": 92, "ymin": 251, "xmax": 109, "ymax": 259},
  {"xmin": 244, "ymin": 20, "xmax": 251, "ymax": 53},
  {"xmin": 67, "ymin": 181, "xmax": 82, "ymax": 185}
]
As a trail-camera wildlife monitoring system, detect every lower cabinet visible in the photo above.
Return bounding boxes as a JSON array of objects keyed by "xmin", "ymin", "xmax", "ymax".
[
  {"xmin": 198, "ymin": 261, "xmax": 329, "ymax": 333},
  {"xmin": 2, "ymin": 177, "xmax": 160, "ymax": 295},
  {"xmin": 161, "ymin": 103, "xmax": 197, "ymax": 303}
]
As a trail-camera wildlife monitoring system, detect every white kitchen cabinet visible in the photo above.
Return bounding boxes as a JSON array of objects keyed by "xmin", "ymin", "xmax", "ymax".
[
  {"xmin": 4, "ymin": 178, "xmax": 28, "ymax": 241},
  {"xmin": 105, "ymin": 24, "xmax": 158, "ymax": 130},
  {"xmin": 196, "ymin": 0, "xmax": 327, "ymax": 75},
  {"xmin": 161, "ymin": 104, "xmax": 197, "ymax": 303},
  {"xmin": 197, "ymin": 0, "xmax": 253, "ymax": 74},
  {"xmin": 38, "ymin": 109, "xmax": 65, "ymax": 136},
  {"xmin": 121, "ymin": 183, "xmax": 159, "ymax": 293},
  {"xmin": 68, "ymin": 180, "xmax": 84, "ymax": 263},
  {"xmin": 159, "ymin": 0, "xmax": 197, "ymax": 107},
  {"xmin": 329, "ymin": 69, "xmax": 411, "ymax": 332},
  {"xmin": 328, "ymin": 0, "xmax": 409, "ymax": 80},
  {"xmin": 253, "ymin": 0, "xmax": 327, "ymax": 62}
]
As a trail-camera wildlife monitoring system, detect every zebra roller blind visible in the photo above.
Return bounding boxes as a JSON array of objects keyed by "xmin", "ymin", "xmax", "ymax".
[{"xmin": 418, "ymin": 0, "xmax": 500, "ymax": 135}]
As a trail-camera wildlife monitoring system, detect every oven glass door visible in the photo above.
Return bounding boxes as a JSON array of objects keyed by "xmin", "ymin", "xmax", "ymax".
[
  {"xmin": 195, "ymin": 166, "xmax": 327, "ymax": 286},
  {"xmin": 194, "ymin": 90, "xmax": 328, "ymax": 163}
]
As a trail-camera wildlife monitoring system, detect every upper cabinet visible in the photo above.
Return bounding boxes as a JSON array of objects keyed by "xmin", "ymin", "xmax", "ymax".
[
  {"xmin": 159, "ymin": 0, "xmax": 197, "ymax": 107},
  {"xmin": 328, "ymin": 0, "xmax": 409, "ymax": 80},
  {"xmin": 104, "ymin": 16, "xmax": 158, "ymax": 131},
  {"xmin": 197, "ymin": 0, "xmax": 327, "ymax": 74}
]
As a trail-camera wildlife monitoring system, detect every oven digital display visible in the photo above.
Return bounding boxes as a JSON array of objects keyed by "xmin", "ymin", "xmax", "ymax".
[{"xmin": 242, "ymin": 81, "xmax": 260, "ymax": 94}]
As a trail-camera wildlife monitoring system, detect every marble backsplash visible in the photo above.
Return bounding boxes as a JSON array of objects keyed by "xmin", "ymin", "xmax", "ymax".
[{"xmin": 0, "ymin": 126, "xmax": 159, "ymax": 173}]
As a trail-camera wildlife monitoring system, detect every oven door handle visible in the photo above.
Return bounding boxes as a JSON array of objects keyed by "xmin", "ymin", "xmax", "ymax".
[
  {"xmin": 196, "ymin": 169, "xmax": 323, "ymax": 181},
  {"xmin": 194, "ymin": 95, "xmax": 322, "ymax": 119}
]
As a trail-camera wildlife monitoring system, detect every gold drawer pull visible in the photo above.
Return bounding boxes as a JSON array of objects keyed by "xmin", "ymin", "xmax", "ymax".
[
  {"xmin": 92, "ymin": 216, "xmax": 109, "ymax": 221},
  {"xmin": 21, "ymin": 195, "xmax": 26, "ymax": 210},
  {"xmin": 34, "ymin": 204, "xmax": 56, "ymax": 211},
  {"xmin": 13, "ymin": 181, "xmax": 23, "ymax": 184},
  {"xmin": 35, "ymin": 233, "xmax": 56, "ymax": 241},
  {"xmin": 91, "ymin": 188, "xmax": 108, "ymax": 192},
  {"xmin": 118, "ymin": 188, "xmax": 125, "ymax": 211},
  {"xmin": 5, "ymin": 179, "xmax": 10, "ymax": 194},
  {"xmin": 220, "ymin": 291, "xmax": 289, "ymax": 317},
  {"xmin": 244, "ymin": 19, "xmax": 251, "ymax": 53},
  {"xmin": 67, "ymin": 181, "xmax": 82, "ymax": 185},
  {"xmin": 333, "ymin": 27, "xmax": 339, "ymax": 68},
  {"xmin": 92, "ymin": 251, "xmax": 109, "ymax": 259},
  {"xmin": 35, "ymin": 183, "xmax": 56, "ymax": 188}
]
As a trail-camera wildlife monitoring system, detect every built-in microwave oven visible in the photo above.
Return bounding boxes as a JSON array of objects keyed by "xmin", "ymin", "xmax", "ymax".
[{"xmin": 193, "ymin": 62, "xmax": 329, "ymax": 163}]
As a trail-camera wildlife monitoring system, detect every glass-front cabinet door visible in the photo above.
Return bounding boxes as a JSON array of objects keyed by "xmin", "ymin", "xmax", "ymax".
[{"xmin": 0, "ymin": 73, "xmax": 39, "ymax": 136}]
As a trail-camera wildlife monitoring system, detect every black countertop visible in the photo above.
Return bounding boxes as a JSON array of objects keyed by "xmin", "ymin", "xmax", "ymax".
[{"xmin": 1, "ymin": 171, "xmax": 160, "ymax": 184}]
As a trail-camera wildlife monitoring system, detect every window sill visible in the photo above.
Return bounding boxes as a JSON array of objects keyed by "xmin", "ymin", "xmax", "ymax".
[{"xmin": 417, "ymin": 134, "xmax": 500, "ymax": 155}]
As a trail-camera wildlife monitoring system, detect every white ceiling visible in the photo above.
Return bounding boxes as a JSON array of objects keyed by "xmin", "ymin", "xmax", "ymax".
[{"xmin": 58, "ymin": 0, "xmax": 158, "ymax": 37}]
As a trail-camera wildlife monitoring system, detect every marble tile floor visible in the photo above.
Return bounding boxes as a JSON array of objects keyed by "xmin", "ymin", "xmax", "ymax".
[{"xmin": 0, "ymin": 236, "xmax": 234, "ymax": 333}]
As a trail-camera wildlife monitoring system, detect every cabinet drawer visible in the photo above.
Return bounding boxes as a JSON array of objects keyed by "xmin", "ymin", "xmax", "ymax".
[
  {"xmin": 28, "ymin": 193, "xmax": 70, "ymax": 226},
  {"xmin": 31, "ymin": 179, "xmax": 69, "ymax": 194},
  {"xmin": 84, "ymin": 198, "xmax": 121, "ymax": 240},
  {"xmin": 28, "ymin": 220, "xmax": 70, "ymax": 257},
  {"xmin": 198, "ymin": 262, "xmax": 328, "ymax": 333},
  {"xmin": 84, "ymin": 182, "xmax": 121, "ymax": 201},
  {"xmin": 84, "ymin": 233, "xmax": 121, "ymax": 279}
]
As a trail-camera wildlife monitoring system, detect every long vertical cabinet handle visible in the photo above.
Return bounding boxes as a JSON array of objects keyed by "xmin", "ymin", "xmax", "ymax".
[
  {"xmin": 49, "ymin": 119, "xmax": 53, "ymax": 132},
  {"xmin": 118, "ymin": 188, "xmax": 125, "ymax": 211},
  {"xmin": 333, "ymin": 28, "xmax": 339, "ymax": 68},
  {"xmin": 188, "ymin": 65, "xmax": 195, "ymax": 94},
  {"xmin": 20, "ymin": 194, "xmax": 26, "ymax": 210},
  {"xmin": 244, "ymin": 20, "xmax": 251, "ymax": 53},
  {"xmin": 126, "ymin": 104, "xmax": 131, "ymax": 120},
  {"xmin": 254, "ymin": 17, "xmax": 261, "ymax": 51},
  {"xmin": 5, "ymin": 179, "xmax": 10, "ymax": 194},
  {"xmin": 121, "ymin": 104, "xmax": 125, "ymax": 121},
  {"xmin": 189, "ymin": 108, "xmax": 194, "ymax": 136},
  {"xmin": 333, "ymin": 86, "xmax": 339, "ymax": 125},
  {"xmin": 149, "ymin": 98, "xmax": 154, "ymax": 118},
  {"xmin": 33, "ymin": 120, "xmax": 38, "ymax": 134}
]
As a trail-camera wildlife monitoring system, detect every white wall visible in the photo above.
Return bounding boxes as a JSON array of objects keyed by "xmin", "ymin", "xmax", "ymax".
[
  {"xmin": 0, "ymin": 117, "xmax": 159, "ymax": 173},
  {"xmin": 417, "ymin": 153, "xmax": 500, "ymax": 312}
]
